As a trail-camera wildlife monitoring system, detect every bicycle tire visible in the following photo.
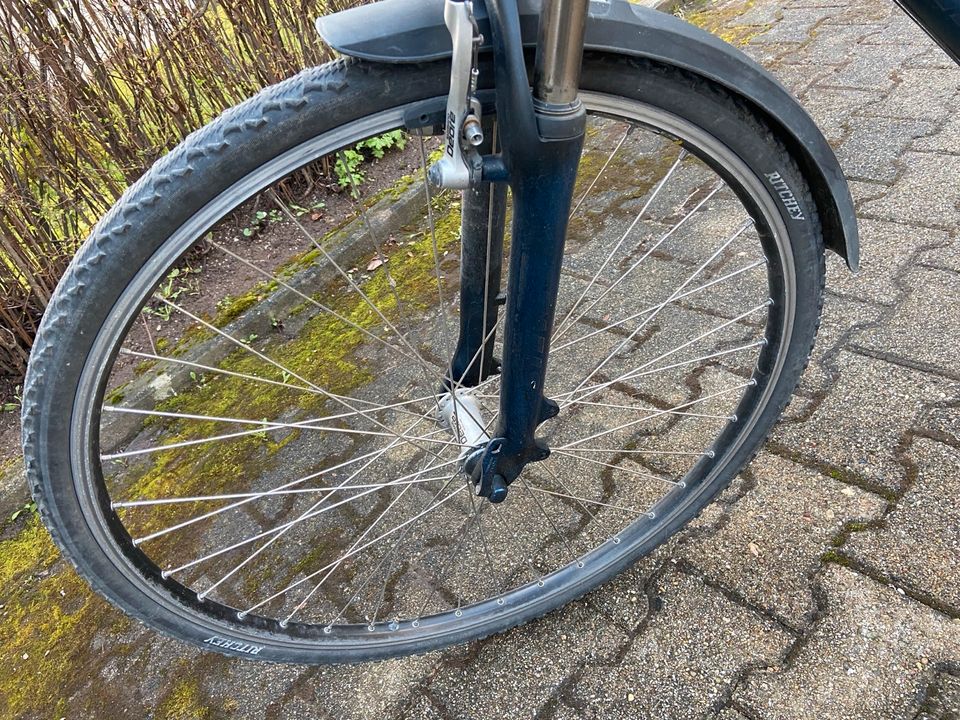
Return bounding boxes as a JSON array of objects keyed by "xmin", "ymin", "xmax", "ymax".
[{"xmin": 23, "ymin": 52, "xmax": 825, "ymax": 664}]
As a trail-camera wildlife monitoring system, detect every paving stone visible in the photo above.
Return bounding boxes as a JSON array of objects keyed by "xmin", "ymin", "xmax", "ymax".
[
  {"xmin": 916, "ymin": 234, "xmax": 960, "ymax": 272},
  {"xmin": 921, "ymin": 402, "xmax": 960, "ymax": 445},
  {"xmin": 778, "ymin": 22, "xmax": 883, "ymax": 65},
  {"xmin": 400, "ymin": 695, "xmax": 446, "ymax": 719},
  {"xmin": 216, "ymin": 654, "xmax": 438, "ymax": 720},
  {"xmin": 819, "ymin": 43, "xmax": 929, "ymax": 91},
  {"xmin": 750, "ymin": 7, "xmax": 824, "ymax": 43},
  {"xmin": 905, "ymin": 46, "xmax": 958, "ymax": 69},
  {"xmin": 916, "ymin": 670, "xmax": 960, "ymax": 720},
  {"xmin": 913, "ymin": 113, "xmax": 960, "ymax": 155},
  {"xmin": 859, "ymin": 151, "xmax": 960, "ymax": 227},
  {"xmin": 860, "ymin": 10, "xmax": 942, "ymax": 44},
  {"xmin": 864, "ymin": 69, "xmax": 960, "ymax": 121},
  {"xmin": 836, "ymin": 116, "xmax": 934, "ymax": 183},
  {"xmin": 736, "ymin": 565, "xmax": 960, "ymax": 719},
  {"xmin": 825, "ymin": 218, "xmax": 950, "ymax": 307},
  {"xmin": 796, "ymin": 86, "xmax": 883, "ymax": 144},
  {"xmin": 846, "ymin": 179, "xmax": 889, "ymax": 206},
  {"xmin": 817, "ymin": 0, "xmax": 895, "ymax": 25},
  {"xmin": 682, "ymin": 452, "xmax": 885, "ymax": 627},
  {"xmin": 427, "ymin": 600, "xmax": 627, "ymax": 720},
  {"xmin": 785, "ymin": 291, "xmax": 882, "ymax": 411},
  {"xmin": 772, "ymin": 350, "xmax": 953, "ymax": 493},
  {"xmin": 585, "ymin": 554, "xmax": 659, "ymax": 631},
  {"xmin": 745, "ymin": 40, "xmax": 803, "ymax": 66},
  {"xmin": 545, "ymin": 699, "xmax": 588, "ymax": 720},
  {"xmin": 569, "ymin": 571, "xmax": 792, "ymax": 719},
  {"xmin": 715, "ymin": 709, "xmax": 752, "ymax": 720},
  {"xmin": 769, "ymin": 62, "xmax": 835, "ymax": 96},
  {"xmin": 851, "ymin": 265, "xmax": 960, "ymax": 376},
  {"xmin": 845, "ymin": 438, "xmax": 960, "ymax": 611}
]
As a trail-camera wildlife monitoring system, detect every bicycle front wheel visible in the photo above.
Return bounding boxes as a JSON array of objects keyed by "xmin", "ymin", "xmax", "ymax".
[{"xmin": 23, "ymin": 53, "xmax": 825, "ymax": 663}]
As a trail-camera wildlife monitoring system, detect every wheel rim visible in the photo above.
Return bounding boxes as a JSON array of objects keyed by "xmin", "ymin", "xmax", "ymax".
[{"xmin": 71, "ymin": 91, "xmax": 795, "ymax": 653}]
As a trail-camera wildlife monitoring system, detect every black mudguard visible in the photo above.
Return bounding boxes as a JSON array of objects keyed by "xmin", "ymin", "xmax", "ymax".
[{"xmin": 317, "ymin": 0, "xmax": 858, "ymax": 271}]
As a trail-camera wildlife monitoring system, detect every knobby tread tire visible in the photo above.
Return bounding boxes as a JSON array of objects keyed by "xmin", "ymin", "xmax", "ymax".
[{"xmin": 23, "ymin": 53, "xmax": 826, "ymax": 663}]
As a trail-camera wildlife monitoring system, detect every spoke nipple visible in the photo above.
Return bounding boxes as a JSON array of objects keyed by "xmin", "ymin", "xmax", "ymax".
[
  {"xmin": 455, "ymin": 609, "xmax": 463, "ymax": 617},
  {"xmin": 750, "ymin": 378, "xmax": 758, "ymax": 386},
  {"xmin": 388, "ymin": 620, "xmax": 400, "ymax": 631},
  {"xmin": 707, "ymin": 450, "xmax": 716, "ymax": 458},
  {"xmin": 197, "ymin": 592, "xmax": 206, "ymax": 602},
  {"xmin": 497, "ymin": 598, "xmax": 504, "ymax": 606},
  {"xmin": 237, "ymin": 611, "xmax": 247, "ymax": 620},
  {"xmin": 323, "ymin": 626, "xmax": 332, "ymax": 634},
  {"xmin": 160, "ymin": 570, "xmax": 170, "ymax": 579},
  {"xmin": 538, "ymin": 580, "xmax": 545, "ymax": 587},
  {"xmin": 279, "ymin": 620, "xmax": 289, "ymax": 629},
  {"xmin": 767, "ymin": 298, "xmax": 774, "ymax": 306},
  {"xmin": 679, "ymin": 481, "xmax": 687, "ymax": 488},
  {"xmin": 730, "ymin": 414, "xmax": 738, "ymax": 422},
  {"xmin": 648, "ymin": 512, "xmax": 656, "ymax": 520},
  {"xmin": 577, "ymin": 561, "xmax": 585, "ymax": 569},
  {"xmin": 412, "ymin": 620, "xmax": 420, "ymax": 628},
  {"xmin": 612, "ymin": 537, "xmax": 621, "ymax": 544},
  {"xmin": 367, "ymin": 624, "xmax": 376, "ymax": 632}
]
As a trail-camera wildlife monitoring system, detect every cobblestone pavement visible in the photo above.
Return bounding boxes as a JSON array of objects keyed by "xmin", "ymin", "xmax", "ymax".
[{"xmin": 3, "ymin": 0, "xmax": 960, "ymax": 717}]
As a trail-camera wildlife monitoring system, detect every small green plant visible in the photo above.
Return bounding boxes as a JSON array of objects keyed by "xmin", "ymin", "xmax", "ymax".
[
  {"xmin": 242, "ymin": 207, "xmax": 290, "ymax": 237},
  {"xmin": 2, "ymin": 385, "xmax": 21, "ymax": 412},
  {"xmin": 334, "ymin": 130, "xmax": 408, "ymax": 194},
  {"xmin": 360, "ymin": 129, "xmax": 406, "ymax": 159},
  {"xmin": 143, "ymin": 266, "xmax": 200, "ymax": 321},
  {"xmin": 289, "ymin": 200, "xmax": 326, "ymax": 218},
  {"xmin": 335, "ymin": 149, "xmax": 366, "ymax": 192},
  {"xmin": 10, "ymin": 501, "xmax": 37, "ymax": 522}
]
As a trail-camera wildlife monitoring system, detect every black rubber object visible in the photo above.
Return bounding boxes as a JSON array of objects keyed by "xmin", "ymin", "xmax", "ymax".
[{"xmin": 22, "ymin": 54, "xmax": 825, "ymax": 664}]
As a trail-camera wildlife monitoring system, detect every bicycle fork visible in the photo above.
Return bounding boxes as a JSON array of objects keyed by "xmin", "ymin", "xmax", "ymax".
[{"xmin": 431, "ymin": 0, "xmax": 589, "ymax": 502}]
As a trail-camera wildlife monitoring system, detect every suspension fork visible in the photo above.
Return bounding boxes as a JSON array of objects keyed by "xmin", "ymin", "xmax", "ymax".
[{"xmin": 434, "ymin": 0, "xmax": 589, "ymax": 502}]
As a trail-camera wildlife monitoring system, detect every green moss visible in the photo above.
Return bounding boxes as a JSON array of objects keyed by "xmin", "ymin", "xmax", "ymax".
[
  {"xmin": 0, "ymin": 519, "xmax": 59, "ymax": 587},
  {"xmin": 112, "ymin": 183, "xmax": 462, "ymax": 568},
  {"xmin": 686, "ymin": 0, "xmax": 765, "ymax": 47},
  {"xmin": 0, "ymin": 519, "xmax": 112, "ymax": 718},
  {"xmin": 156, "ymin": 674, "xmax": 211, "ymax": 720},
  {"xmin": 212, "ymin": 280, "xmax": 278, "ymax": 327},
  {"xmin": 821, "ymin": 549, "xmax": 850, "ymax": 566}
]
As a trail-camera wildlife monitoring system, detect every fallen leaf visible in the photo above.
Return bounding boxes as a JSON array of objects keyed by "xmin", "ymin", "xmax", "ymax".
[
  {"xmin": 748, "ymin": 541, "xmax": 761, "ymax": 557},
  {"xmin": 367, "ymin": 256, "xmax": 385, "ymax": 271}
]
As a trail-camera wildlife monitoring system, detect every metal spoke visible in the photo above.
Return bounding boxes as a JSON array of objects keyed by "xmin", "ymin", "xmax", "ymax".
[
  {"xmin": 526, "ymin": 483, "xmax": 655, "ymax": 518},
  {"xmin": 242, "ymin": 481, "xmax": 466, "ymax": 617},
  {"xmin": 554, "ymin": 149, "xmax": 689, "ymax": 341},
  {"xmin": 568, "ymin": 123, "xmax": 632, "ymax": 218},
  {"xmin": 551, "ymin": 449, "xmax": 679, "ymax": 486},
  {"xmin": 156, "ymin": 299, "xmax": 448, "ymax": 461},
  {"xmin": 101, "ymin": 405, "xmax": 459, "ymax": 449},
  {"xmin": 265, "ymin": 189, "xmax": 447, "ymax": 391},
  {"xmin": 557, "ymin": 380, "xmax": 756, "ymax": 450},
  {"xmin": 112, "ymin": 474, "xmax": 448, "ymax": 508},
  {"xmin": 208, "ymin": 239, "xmax": 416, "ymax": 361},
  {"xmin": 566, "ymin": 218, "xmax": 753, "ymax": 399},
  {"xmin": 118, "ymin": 348, "xmax": 318, "ymax": 394},
  {"xmin": 551, "ymin": 259, "xmax": 765, "ymax": 354},
  {"xmin": 558, "ymin": 301, "xmax": 769, "ymax": 408}
]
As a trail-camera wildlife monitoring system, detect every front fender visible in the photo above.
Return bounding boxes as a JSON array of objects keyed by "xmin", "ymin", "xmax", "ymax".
[{"xmin": 317, "ymin": 0, "xmax": 858, "ymax": 271}]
